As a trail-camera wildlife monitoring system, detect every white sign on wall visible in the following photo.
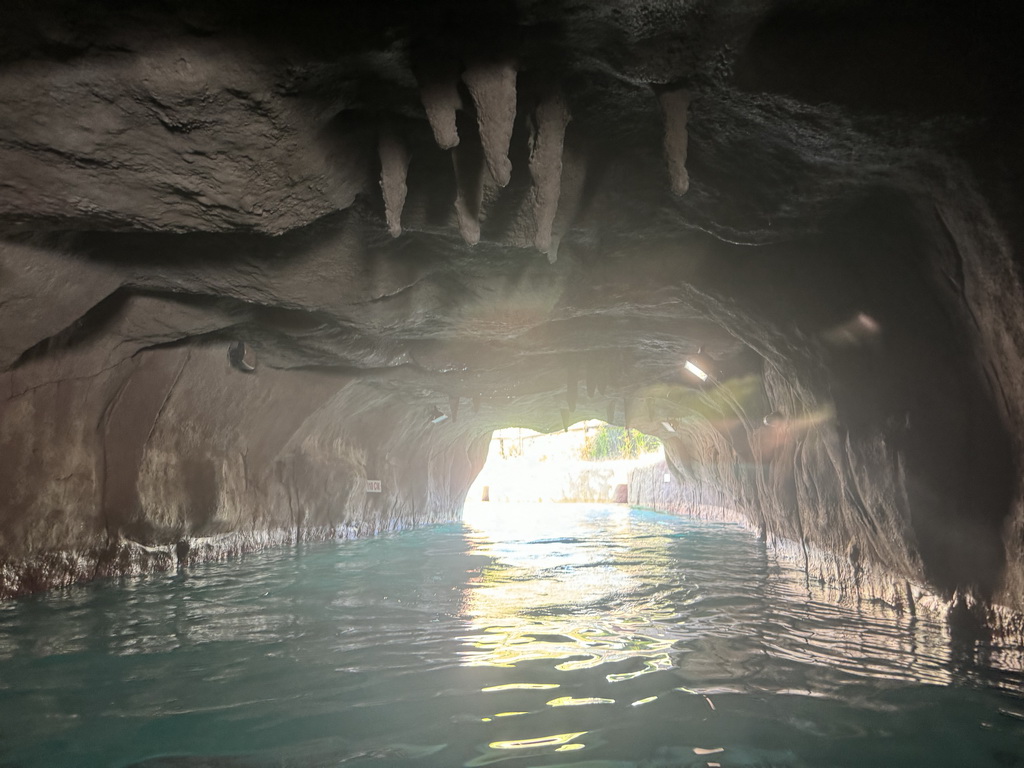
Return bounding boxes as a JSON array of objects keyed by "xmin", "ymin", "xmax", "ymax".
[{"xmin": 365, "ymin": 480, "xmax": 382, "ymax": 493}]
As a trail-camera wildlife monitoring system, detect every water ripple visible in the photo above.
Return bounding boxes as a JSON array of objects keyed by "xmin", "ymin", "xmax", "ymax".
[{"xmin": 0, "ymin": 504, "xmax": 1022, "ymax": 768}]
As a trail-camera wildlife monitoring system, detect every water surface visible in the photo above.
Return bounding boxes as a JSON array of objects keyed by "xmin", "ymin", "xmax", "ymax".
[{"xmin": 1, "ymin": 504, "xmax": 1023, "ymax": 767}]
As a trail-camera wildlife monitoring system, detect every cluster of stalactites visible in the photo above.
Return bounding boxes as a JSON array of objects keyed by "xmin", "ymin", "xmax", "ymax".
[
  {"xmin": 377, "ymin": 59, "xmax": 522, "ymax": 247},
  {"xmin": 377, "ymin": 63, "xmax": 692, "ymax": 257}
]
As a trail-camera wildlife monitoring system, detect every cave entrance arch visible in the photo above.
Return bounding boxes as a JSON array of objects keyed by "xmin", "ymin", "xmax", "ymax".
[{"xmin": 467, "ymin": 419, "xmax": 664, "ymax": 506}]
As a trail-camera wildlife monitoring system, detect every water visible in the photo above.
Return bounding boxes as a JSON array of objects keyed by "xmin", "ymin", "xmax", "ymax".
[{"xmin": 1, "ymin": 504, "xmax": 1023, "ymax": 768}]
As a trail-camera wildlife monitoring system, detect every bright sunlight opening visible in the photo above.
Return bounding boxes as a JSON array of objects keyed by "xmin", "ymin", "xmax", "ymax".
[{"xmin": 468, "ymin": 420, "xmax": 662, "ymax": 504}]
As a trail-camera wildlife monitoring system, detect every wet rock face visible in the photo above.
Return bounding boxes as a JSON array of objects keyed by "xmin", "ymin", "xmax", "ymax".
[{"xmin": 2, "ymin": 1, "xmax": 1024, "ymax": 609}]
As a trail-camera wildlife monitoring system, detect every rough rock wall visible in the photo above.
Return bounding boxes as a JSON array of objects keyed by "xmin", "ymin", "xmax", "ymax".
[
  {"xmin": 635, "ymin": 186, "xmax": 1024, "ymax": 616},
  {"xmin": 629, "ymin": 460, "xmax": 729, "ymax": 520},
  {"xmin": 1, "ymin": 0, "xmax": 1024, "ymax": 623},
  {"xmin": 0, "ymin": 340, "xmax": 488, "ymax": 598}
]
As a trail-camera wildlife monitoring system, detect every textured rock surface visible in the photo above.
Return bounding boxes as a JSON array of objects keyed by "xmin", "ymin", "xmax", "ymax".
[
  {"xmin": 0, "ymin": 341, "xmax": 488, "ymax": 596},
  {"xmin": 1, "ymin": 0, "xmax": 1024, "ymax": 627}
]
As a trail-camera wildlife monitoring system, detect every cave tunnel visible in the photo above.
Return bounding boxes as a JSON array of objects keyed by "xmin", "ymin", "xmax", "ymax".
[{"xmin": 3, "ymin": 0, "xmax": 1024, "ymax": 764}]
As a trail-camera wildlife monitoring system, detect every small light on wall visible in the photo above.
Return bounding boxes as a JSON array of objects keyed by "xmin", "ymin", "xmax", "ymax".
[
  {"xmin": 661, "ymin": 421, "xmax": 676, "ymax": 433},
  {"xmin": 663, "ymin": 473, "xmax": 671, "ymax": 483},
  {"xmin": 428, "ymin": 406, "xmax": 449, "ymax": 424},
  {"xmin": 683, "ymin": 347, "xmax": 715, "ymax": 384},
  {"xmin": 683, "ymin": 359, "xmax": 709, "ymax": 381},
  {"xmin": 763, "ymin": 411, "xmax": 786, "ymax": 428}
]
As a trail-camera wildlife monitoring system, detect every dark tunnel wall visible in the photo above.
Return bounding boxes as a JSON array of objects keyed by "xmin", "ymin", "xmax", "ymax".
[
  {"xmin": 0, "ymin": 340, "xmax": 491, "ymax": 597},
  {"xmin": 1, "ymin": 0, "xmax": 1024, "ymax": 625}
]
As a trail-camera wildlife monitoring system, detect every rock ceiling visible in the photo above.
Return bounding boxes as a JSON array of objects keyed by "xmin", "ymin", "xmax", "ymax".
[{"xmin": 2, "ymin": 1, "xmax": 1024, "ymax": 621}]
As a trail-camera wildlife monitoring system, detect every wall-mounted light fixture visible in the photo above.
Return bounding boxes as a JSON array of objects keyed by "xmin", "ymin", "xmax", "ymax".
[
  {"xmin": 428, "ymin": 406, "xmax": 449, "ymax": 424},
  {"xmin": 683, "ymin": 347, "xmax": 715, "ymax": 384},
  {"xmin": 228, "ymin": 341, "xmax": 256, "ymax": 372},
  {"xmin": 683, "ymin": 360, "xmax": 708, "ymax": 381}
]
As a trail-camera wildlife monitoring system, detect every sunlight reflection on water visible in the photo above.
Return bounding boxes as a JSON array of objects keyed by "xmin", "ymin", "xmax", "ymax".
[
  {"xmin": 459, "ymin": 502, "xmax": 955, "ymax": 690},
  {"xmin": 459, "ymin": 504, "xmax": 683, "ymax": 682},
  {"xmin": 445, "ymin": 503, "xmax": 1015, "ymax": 767},
  {"xmin": 0, "ymin": 503, "xmax": 1023, "ymax": 768}
]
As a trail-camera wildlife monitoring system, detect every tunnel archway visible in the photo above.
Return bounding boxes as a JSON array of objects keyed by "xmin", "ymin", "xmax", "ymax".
[
  {"xmin": 6, "ymin": 3, "xmax": 1024, "ymax": 764},
  {"xmin": 0, "ymin": 0, "xmax": 1021, "ymax": 635},
  {"xmin": 467, "ymin": 419, "xmax": 662, "ymax": 505}
]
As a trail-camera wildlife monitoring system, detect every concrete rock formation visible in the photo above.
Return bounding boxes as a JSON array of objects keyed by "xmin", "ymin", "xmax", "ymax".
[
  {"xmin": 462, "ymin": 59, "xmax": 518, "ymax": 188},
  {"xmin": 1, "ymin": 0, "xmax": 1024, "ymax": 640},
  {"xmin": 659, "ymin": 88, "xmax": 694, "ymax": 196},
  {"xmin": 418, "ymin": 65, "xmax": 463, "ymax": 151},
  {"xmin": 377, "ymin": 123, "xmax": 411, "ymax": 238},
  {"xmin": 528, "ymin": 88, "xmax": 571, "ymax": 258}
]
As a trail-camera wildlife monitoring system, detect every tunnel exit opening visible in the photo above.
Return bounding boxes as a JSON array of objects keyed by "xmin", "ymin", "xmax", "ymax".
[{"xmin": 466, "ymin": 420, "xmax": 664, "ymax": 506}]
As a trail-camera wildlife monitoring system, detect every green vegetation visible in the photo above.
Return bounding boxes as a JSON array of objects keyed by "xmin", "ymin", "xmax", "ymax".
[{"xmin": 581, "ymin": 425, "xmax": 661, "ymax": 460}]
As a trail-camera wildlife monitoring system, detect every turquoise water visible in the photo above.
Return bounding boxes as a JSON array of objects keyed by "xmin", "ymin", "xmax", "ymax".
[{"xmin": 1, "ymin": 504, "xmax": 1023, "ymax": 768}]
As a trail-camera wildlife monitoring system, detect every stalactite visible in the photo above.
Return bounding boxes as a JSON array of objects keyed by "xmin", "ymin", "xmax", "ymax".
[
  {"xmin": 527, "ymin": 89, "xmax": 571, "ymax": 258},
  {"xmin": 449, "ymin": 395, "xmax": 460, "ymax": 423},
  {"xmin": 546, "ymin": 143, "xmax": 587, "ymax": 265},
  {"xmin": 606, "ymin": 400, "xmax": 616, "ymax": 424},
  {"xmin": 378, "ymin": 124, "xmax": 410, "ymax": 238},
  {"xmin": 462, "ymin": 60, "xmax": 517, "ymax": 187},
  {"xmin": 452, "ymin": 132, "xmax": 485, "ymax": 246},
  {"xmin": 585, "ymin": 358, "xmax": 597, "ymax": 398},
  {"xmin": 560, "ymin": 408, "xmax": 572, "ymax": 433},
  {"xmin": 658, "ymin": 88, "xmax": 693, "ymax": 196},
  {"xmin": 419, "ymin": 76, "xmax": 462, "ymax": 150}
]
